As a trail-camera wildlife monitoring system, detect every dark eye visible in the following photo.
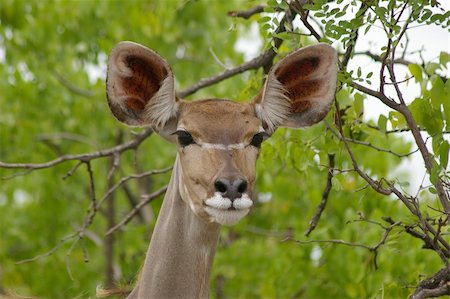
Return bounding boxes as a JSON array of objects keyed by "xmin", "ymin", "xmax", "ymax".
[
  {"xmin": 250, "ymin": 132, "xmax": 266, "ymax": 148},
  {"xmin": 176, "ymin": 130, "xmax": 195, "ymax": 147}
]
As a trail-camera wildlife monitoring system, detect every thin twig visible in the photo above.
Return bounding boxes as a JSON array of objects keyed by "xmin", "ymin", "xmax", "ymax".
[
  {"xmin": 305, "ymin": 154, "xmax": 335, "ymax": 236},
  {"xmin": 62, "ymin": 161, "xmax": 83, "ymax": 180},
  {"xmin": 106, "ymin": 185, "xmax": 168, "ymax": 236},
  {"xmin": 15, "ymin": 233, "xmax": 78, "ymax": 264},
  {"xmin": 52, "ymin": 71, "xmax": 96, "ymax": 98},
  {"xmin": 227, "ymin": 5, "xmax": 265, "ymax": 19},
  {"xmin": 0, "ymin": 128, "xmax": 153, "ymax": 171},
  {"xmin": 98, "ymin": 166, "xmax": 172, "ymax": 212},
  {"xmin": 85, "ymin": 161, "xmax": 97, "ymax": 214},
  {"xmin": 344, "ymin": 137, "xmax": 419, "ymax": 158},
  {"xmin": 287, "ymin": 221, "xmax": 400, "ymax": 269},
  {"xmin": 291, "ymin": 5, "xmax": 321, "ymax": 42}
]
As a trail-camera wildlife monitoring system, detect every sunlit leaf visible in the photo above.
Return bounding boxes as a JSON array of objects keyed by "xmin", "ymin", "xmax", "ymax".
[{"xmin": 408, "ymin": 64, "xmax": 423, "ymax": 82}]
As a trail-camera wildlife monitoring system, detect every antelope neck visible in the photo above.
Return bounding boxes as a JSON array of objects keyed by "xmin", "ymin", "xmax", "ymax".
[{"xmin": 127, "ymin": 156, "xmax": 221, "ymax": 299}]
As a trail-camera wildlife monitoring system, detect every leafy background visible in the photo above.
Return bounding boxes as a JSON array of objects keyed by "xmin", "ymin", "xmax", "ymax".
[{"xmin": 0, "ymin": 0, "xmax": 448, "ymax": 298}]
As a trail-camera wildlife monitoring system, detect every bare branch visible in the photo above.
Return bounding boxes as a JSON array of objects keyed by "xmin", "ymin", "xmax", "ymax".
[
  {"xmin": 289, "ymin": 3, "xmax": 321, "ymax": 41},
  {"xmin": 97, "ymin": 166, "xmax": 172, "ymax": 212},
  {"xmin": 106, "ymin": 185, "xmax": 168, "ymax": 236},
  {"xmin": 344, "ymin": 137, "xmax": 419, "ymax": 158},
  {"xmin": 288, "ymin": 221, "xmax": 400, "ymax": 269},
  {"xmin": 178, "ymin": 7, "xmax": 297, "ymax": 98},
  {"xmin": 354, "ymin": 50, "xmax": 414, "ymax": 66},
  {"xmin": 62, "ymin": 161, "xmax": 83, "ymax": 180},
  {"xmin": 52, "ymin": 71, "xmax": 96, "ymax": 98},
  {"xmin": 411, "ymin": 267, "xmax": 450, "ymax": 299},
  {"xmin": 177, "ymin": 51, "xmax": 275, "ymax": 98},
  {"xmin": 15, "ymin": 233, "xmax": 78, "ymax": 264},
  {"xmin": 227, "ymin": 5, "xmax": 265, "ymax": 19},
  {"xmin": 327, "ymin": 116, "xmax": 393, "ymax": 196},
  {"xmin": 305, "ymin": 154, "xmax": 335, "ymax": 237},
  {"xmin": 0, "ymin": 128, "xmax": 153, "ymax": 172},
  {"xmin": 350, "ymin": 81, "xmax": 402, "ymax": 111},
  {"xmin": 85, "ymin": 161, "xmax": 97, "ymax": 215}
]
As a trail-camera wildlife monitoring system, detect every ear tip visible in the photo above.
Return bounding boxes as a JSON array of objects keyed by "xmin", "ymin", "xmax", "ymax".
[
  {"xmin": 109, "ymin": 41, "xmax": 174, "ymax": 77},
  {"xmin": 113, "ymin": 41, "xmax": 148, "ymax": 51},
  {"xmin": 314, "ymin": 43, "xmax": 338, "ymax": 59},
  {"xmin": 109, "ymin": 41, "xmax": 164, "ymax": 61}
]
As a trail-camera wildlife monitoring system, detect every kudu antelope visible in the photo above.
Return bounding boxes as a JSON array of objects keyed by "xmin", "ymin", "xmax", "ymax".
[{"xmin": 106, "ymin": 41, "xmax": 337, "ymax": 298}]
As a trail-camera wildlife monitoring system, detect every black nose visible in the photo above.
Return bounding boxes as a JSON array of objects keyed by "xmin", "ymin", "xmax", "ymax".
[{"xmin": 214, "ymin": 178, "xmax": 248, "ymax": 201}]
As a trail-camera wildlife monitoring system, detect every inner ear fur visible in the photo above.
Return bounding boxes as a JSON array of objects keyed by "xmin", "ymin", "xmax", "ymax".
[
  {"xmin": 106, "ymin": 41, "xmax": 178, "ymax": 128},
  {"xmin": 254, "ymin": 43, "xmax": 338, "ymax": 133}
]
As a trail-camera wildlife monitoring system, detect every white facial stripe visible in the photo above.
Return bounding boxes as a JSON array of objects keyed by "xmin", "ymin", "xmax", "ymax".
[
  {"xmin": 200, "ymin": 142, "xmax": 246, "ymax": 150},
  {"xmin": 176, "ymin": 126, "xmax": 265, "ymax": 150}
]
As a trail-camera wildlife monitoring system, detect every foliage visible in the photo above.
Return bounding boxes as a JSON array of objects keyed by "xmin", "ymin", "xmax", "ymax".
[{"xmin": 0, "ymin": 0, "xmax": 449, "ymax": 298}]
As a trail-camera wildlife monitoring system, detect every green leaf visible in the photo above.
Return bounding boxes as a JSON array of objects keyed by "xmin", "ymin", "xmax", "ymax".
[
  {"xmin": 398, "ymin": 181, "xmax": 410, "ymax": 187},
  {"xmin": 354, "ymin": 93, "xmax": 364, "ymax": 116},
  {"xmin": 409, "ymin": 98, "xmax": 443, "ymax": 135},
  {"xmin": 257, "ymin": 16, "xmax": 272, "ymax": 24},
  {"xmin": 336, "ymin": 88, "xmax": 352, "ymax": 106},
  {"xmin": 408, "ymin": 64, "xmax": 423, "ymax": 82},
  {"xmin": 430, "ymin": 76, "xmax": 447, "ymax": 108},
  {"xmin": 432, "ymin": 134, "xmax": 444, "ymax": 154},
  {"xmin": 425, "ymin": 63, "xmax": 440, "ymax": 75},
  {"xmin": 430, "ymin": 162, "xmax": 440, "ymax": 185},
  {"xmin": 378, "ymin": 114, "xmax": 388, "ymax": 133},
  {"xmin": 421, "ymin": 9, "xmax": 432, "ymax": 22},
  {"xmin": 439, "ymin": 51, "xmax": 450, "ymax": 65},
  {"xmin": 444, "ymin": 80, "xmax": 450, "ymax": 129},
  {"xmin": 331, "ymin": 176, "xmax": 343, "ymax": 191},
  {"xmin": 439, "ymin": 140, "xmax": 449, "ymax": 169}
]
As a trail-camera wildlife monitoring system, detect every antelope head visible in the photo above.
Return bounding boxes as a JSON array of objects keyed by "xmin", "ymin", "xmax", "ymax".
[{"xmin": 106, "ymin": 42, "xmax": 337, "ymax": 226}]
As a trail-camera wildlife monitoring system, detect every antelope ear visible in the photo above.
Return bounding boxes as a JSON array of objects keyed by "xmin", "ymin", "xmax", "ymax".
[
  {"xmin": 253, "ymin": 43, "xmax": 337, "ymax": 134},
  {"xmin": 106, "ymin": 41, "xmax": 178, "ymax": 129}
]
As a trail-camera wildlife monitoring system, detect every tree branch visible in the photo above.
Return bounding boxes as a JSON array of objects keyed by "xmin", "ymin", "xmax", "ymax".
[
  {"xmin": 178, "ymin": 7, "xmax": 297, "ymax": 98},
  {"xmin": 305, "ymin": 154, "xmax": 335, "ymax": 237},
  {"xmin": 0, "ymin": 128, "xmax": 153, "ymax": 173},
  {"xmin": 411, "ymin": 267, "xmax": 450, "ymax": 299},
  {"xmin": 227, "ymin": 5, "xmax": 265, "ymax": 19},
  {"xmin": 105, "ymin": 185, "xmax": 168, "ymax": 236},
  {"xmin": 288, "ymin": 221, "xmax": 400, "ymax": 269},
  {"xmin": 52, "ymin": 71, "xmax": 96, "ymax": 98}
]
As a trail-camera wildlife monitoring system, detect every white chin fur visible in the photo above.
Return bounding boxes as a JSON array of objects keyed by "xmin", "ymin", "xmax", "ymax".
[
  {"xmin": 204, "ymin": 206, "xmax": 250, "ymax": 225},
  {"xmin": 204, "ymin": 193, "xmax": 253, "ymax": 225}
]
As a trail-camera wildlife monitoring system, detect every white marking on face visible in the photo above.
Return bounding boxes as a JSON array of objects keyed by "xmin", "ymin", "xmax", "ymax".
[
  {"xmin": 200, "ymin": 142, "xmax": 246, "ymax": 150},
  {"xmin": 204, "ymin": 193, "xmax": 253, "ymax": 225},
  {"xmin": 204, "ymin": 193, "xmax": 232, "ymax": 210},
  {"xmin": 204, "ymin": 207, "xmax": 249, "ymax": 226},
  {"xmin": 233, "ymin": 194, "xmax": 253, "ymax": 209},
  {"xmin": 175, "ymin": 126, "xmax": 266, "ymax": 151}
]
